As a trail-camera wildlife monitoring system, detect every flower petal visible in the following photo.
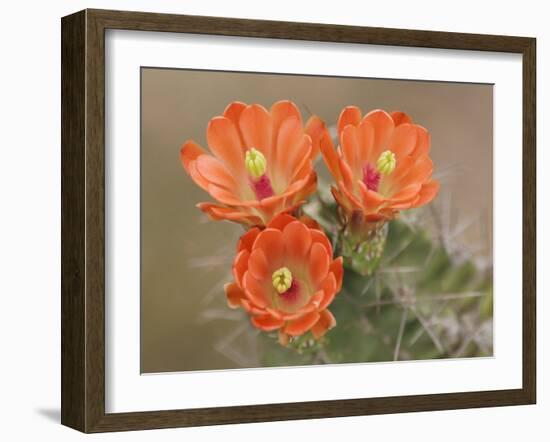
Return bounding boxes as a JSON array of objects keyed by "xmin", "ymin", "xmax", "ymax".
[
  {"xmin": 293, "ymin": 170, "xmax": 317, "ymax": 202},
  {"xmin": 197, "ymin": 203, "xmax": 261, "ymax": 225},
  {"xmin": 186, "ymin": 161, "xmax": 210, "ymax": 191},
  {"xmin": 251, "ymin": 314, "xmax": 284, "ymax": 331},
  {"xmin": 318, "ymin": 272, "xmax": 337, "ymax": 310},
  {"xmin": 280, "ymin": 290, "xmax": 324, "ymax": 320},
  {"xmin": 180, "ymin": 140, "xmax": 209, "ymax": 190},
  {"xmin": 358, "ymin": 180, "xmax": 385, "ymax": 209},
  {"xmin": 265, "ymin": 307, "xmax": 284, "ymax": 321},
  {"xmin": 311, "ymin": 309, "xmax": 336, "ymax": 339},
  {"xmin": 338, "ymin": 179, "xmax": 362, "ymax": 209},
  {"xmin": 275, "ymin": 117, "xmax": 307, "ymax": 176},
  {"xmin": 284, "ymin": 310, "xmax": 321, "ymax": 336},
  {"xmin": 299, "ymin": 215, "xmax": 321, "ymax": 230},
  {"xmin": 338, "ymin": 157, "xmax": 355, "ymax": 190},
  {"xmin": 223, "ymin": 101, "xmax": 247, "ymax": 129},
  {"xmin": 206, "ymin": 116, "xmax": 245, "ymax": 175},
  {"xmin": 241, "ymin": 298, "xmax": 265, "ymax": 315},
  {"xmin": 363, "ymin": 109, "xmax": 395, "ymax": 157},
  {"xmin": 195, "ymin": 155, "xmax": 238, "ymax": 191},
  {"xmin": 239, "ymin": 104, "xmax": 272, "ymax": 154},
  {"xmin": 307, "ymin": 290, "xmax": 325, "ymax": 309},
  {"xmin": 180, "ymin": 140, "xmax": 207, "ymax": 171},
  {"xmin": 337, "ymin": 106, "xmax": 362, "ymax": 137},
  {"xmin": 252, "ymin": 228, "xmax": 284, "ymax": 269},
  {"xmin": 304, "ymin": 115, "xmax": 327, "ymax": 160},
  {"xmin": 256, "ymin": 194, "xmax": 289, "ymax": 223},
  {"xmin": 243, "ymin": 271, "xmax": 269, "ymax": 308},
  {"xmin": 388, "ymin": 123, "xmax": 417, "ymax": 162},
  {"xmin": 330, "ymin": 257, "xmax": 344, "ymax": 292},
  {"xmin": 233, "ymin": 249, "xmax": 250, "ymax": 287},
  {"xmin": 413, "ymin": 181, "xmax": 440, "ymax": 207},
  {"xmin": 356, "ymin": 119, "xmax": 375, "ymax": 164},
  {"xmin": 238, "ymin": 227, "xmax": 261, "ymax": 253},
  {"xmin": 248, "ymin": 248, "xmax": 269, "ymax": 281},
  {"xmin": 391, "ymin": 155, "xmax": 416, "ymax": 183},
  {"xmin": 309, "ymin": 242, "xmax": 330, "ymax": 287},
  {"xmin": 387, "ymin": 183, "xmax": 422, "ymax": 203},
  {"xmin": 271, "ymin": 100, "xmax": 302, "ymax": 145},
  {"xmin": 390, "ymin": 111, "xmax": 413, "ymax": 126},
  {"xmin": 285, "ymin": 138, "xmax": 313, "ymax": 186},
  {"xmin": 331, "ymin": 187, "xmax": 351, "ymax": 211},
  {"xmin": 207, "ymin": 184, "xmax": 245, "ymax": 206},
  {"xmin": 282, "ymin": 168, "xmax": 314, "ymax": 198},
  {"xmin": 267, "ymin": 213, "xmax": 296, "ymax": 231},
  {"xmin": 397, "ymin": 155, "xmax": 434, "ymax": 188},
  {"xmin": 412, "ymin": 125, "xmax": 431, "ymax": 159},
  {"xmin": 224, "ymin": 282, "xmax": 244, "ymax": 308},
  {"xmin": 320, "ymin": 131, "xmax": 341, "ymax": 181},
  {"xmin": 340, "ymin": 124, "xmax": 359, "ymax": 172},
  {"xmin": 310, "ymin": 228, "xmax": 333, "ymax": 257},
  {"xmin": 283, "ymin": 220, "xmax": 312, "ymax": 262}
]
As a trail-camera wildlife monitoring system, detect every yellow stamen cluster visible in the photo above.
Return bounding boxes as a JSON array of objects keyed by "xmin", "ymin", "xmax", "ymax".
[
  {"xmin": 272, "ymin": 267, "xmax": 292, "ymax": 294},
  {"xmin": 245, "ymin": 148, "xmax": 267, "ymax": 179},
  {"xmin": 376, "ymin": 150, "xmax": 396, "ymax": 175}
]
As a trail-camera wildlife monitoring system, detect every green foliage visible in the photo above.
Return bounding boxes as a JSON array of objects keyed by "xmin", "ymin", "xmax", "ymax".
[{"xmin": 340, "ymin": 223, "xmax": 388, "ymax": 276}]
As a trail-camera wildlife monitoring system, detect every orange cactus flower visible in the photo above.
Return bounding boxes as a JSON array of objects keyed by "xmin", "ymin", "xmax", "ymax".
[
  {"xmin": 224, "ymin": 213, "xmax": 344, "ymax": 345},
  {"xmin": 180, "ymin": 101, "xmax": 327, "ymax": 227},
  {"xmin": 320, "ymin": 107, "xmax": 440, "ymax": 222}
]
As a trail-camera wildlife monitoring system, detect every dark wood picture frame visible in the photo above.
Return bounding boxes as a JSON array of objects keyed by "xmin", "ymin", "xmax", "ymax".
[{"xmin": 61, "ymin": 8, "xmax": 536, "ymax": 433}]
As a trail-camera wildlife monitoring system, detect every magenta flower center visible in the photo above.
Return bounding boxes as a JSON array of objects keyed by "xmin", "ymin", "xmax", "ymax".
[
  {"xmin": 363, "ymin": 163, "xmax": 381, "ymax": 192},
  {"xmin": 251, "ymin": 174, "xmax": 275, "ymax": 200},
  {"xmin": 278, "ymin": 280, "xmax": 300, "ymax": 303}
]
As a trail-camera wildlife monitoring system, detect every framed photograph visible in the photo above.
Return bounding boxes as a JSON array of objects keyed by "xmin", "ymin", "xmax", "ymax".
[{"xmin": 61, "ymin": 9, "xmax": 536, "ymax": 433}]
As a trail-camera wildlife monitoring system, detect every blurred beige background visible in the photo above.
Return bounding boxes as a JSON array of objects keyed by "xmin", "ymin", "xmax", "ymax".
[{"xmin": 141, "ymin": 68, "xmax": 493, "ymax": 373}]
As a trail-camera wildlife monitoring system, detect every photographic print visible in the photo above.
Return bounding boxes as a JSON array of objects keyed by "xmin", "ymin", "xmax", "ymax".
[
  {"xmin": 61, "ymin": 10, "xmax": 535, "ymax": 431},
  {"xmin": 140, "ymin": 68, "xmax": 493, "ymax": 373}
]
